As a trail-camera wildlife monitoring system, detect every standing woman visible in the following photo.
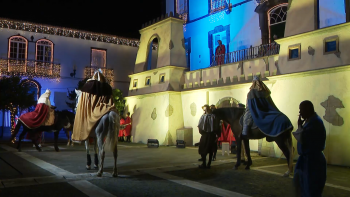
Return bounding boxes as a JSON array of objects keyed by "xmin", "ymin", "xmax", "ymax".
[{"xmin": 124, "ymin": 112, "xmax": 132, "ymax": 142}]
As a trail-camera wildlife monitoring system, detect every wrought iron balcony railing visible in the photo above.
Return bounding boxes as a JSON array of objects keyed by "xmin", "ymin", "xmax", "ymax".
[
  {"xmin": 211, "ymin": 43, "xmax": 280, "ymax": 67},
  {"xmin": 84, "ymin": 66, "xmax": 114, "ymax": 86},
  {"xmin": 0, "ymin": 58, "xmax": 61, "ymax": 80},
  {"xmin": 210, "ymin": 0, "xmax": 231, "ymax": 14}
]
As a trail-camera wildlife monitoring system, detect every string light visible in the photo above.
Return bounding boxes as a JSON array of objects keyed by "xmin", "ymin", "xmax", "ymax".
[
  {"xmin": 0, "ymin": 59, "xmax": 61, "ymax": 82},
  {"xmin": 0, "ymin": 18, "xmax": 141, "ymax": 47}
]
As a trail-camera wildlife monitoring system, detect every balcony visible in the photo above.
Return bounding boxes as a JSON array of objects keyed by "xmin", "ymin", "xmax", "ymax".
[
  {"xmin": 210, "ymin": 0, "xmax": 231, "ymax": 14},
  {"xmin": 84, "ymin": 66, "xmax": 114, "ymax": 86},
  {"xmin": 0, "ymin": 58, "xmax": 61, "ymax": 80},
  {"xmin": 211, "ymin": 43, "xmax": 280, "ymax": 67}
]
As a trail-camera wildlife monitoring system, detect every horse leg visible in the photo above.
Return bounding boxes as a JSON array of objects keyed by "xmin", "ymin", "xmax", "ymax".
[
  {"xmin": 85, "ymin": 139, "xmax": 92, "ymax": 170},
  {"xmin": 17, "ymin": 130, "xmax": 28, "ymax": 152},
  {"xmin": 96, "ymin": 135, "xmax": 106, "ymax": 177},
  {"xmin": 242, "ymin": 137, "xmax": 252, "ymax": 170},
  {"xmin": 54, "ymin": 131, "xmax": 60, "ymax": 152},
  {"xmin": 32, "ymin": 136, "xmax": 42, "ymax": 152},
  {"xmin": 112, "ymin": 141, "xmax": 118, "ymax": 177},
  {"xmin": 93, "ymin": 138, "xmax": 99, "ymax": 169},
  {"xmin": 275, "ymin": 133, "xmax": 293, "ymax": 177},
  {"xmin": 65, "ymin": 129, "xmax": 70, "ymax": 146},
  {"xmin": 234, "ymin": 136, "xmax": 242, "ymax": 170},
  {"xmin": 241, "ymin": 141, "xmax": 247, "ymax": 165}
]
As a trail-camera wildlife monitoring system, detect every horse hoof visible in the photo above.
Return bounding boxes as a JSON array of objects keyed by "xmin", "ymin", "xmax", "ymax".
[
  {"xmin": 112, "ymin": 172, "xmax": 118, "ymax": 177},
  {"xmin": 245, "ymin": 166, "xmax": 250, "ymax": 170},
  {"xmin": 93, "ymin": 165, "xmax": 98, "ymax": 169},
  {"xmin": 86, "ymin": 165, "xmax": 91, "ymax": 170},
  {"xmin": 97, "ymin": 173, "xmax": 102, "ymax": 177}
]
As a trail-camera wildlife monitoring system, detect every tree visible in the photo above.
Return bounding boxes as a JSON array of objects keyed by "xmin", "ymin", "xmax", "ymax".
[
  {"xmin": 66, "ymin": 78, "xmax": 89, "ymax": 112},
  {"xmin": 0, "ymin": 76, "xmax": 36, "ymax": 135},
  {"xmin": 112, "ymin": 88, "xmax": 125, "ymax": 115}
]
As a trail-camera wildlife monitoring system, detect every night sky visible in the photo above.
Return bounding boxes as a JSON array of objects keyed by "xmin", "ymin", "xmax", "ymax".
[{"xmin": 1, "ymin": 0, "xmax": 165, "ymax": 39}]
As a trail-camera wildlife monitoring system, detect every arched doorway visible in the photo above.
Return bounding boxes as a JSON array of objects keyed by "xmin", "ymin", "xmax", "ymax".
[
  {"xmin": 215, "ymin": 97, "xmax": 240, "ymax": 108},
  {"xmin": 268, "ymin": 4, "xmax": 288, "ymax": 43},
  {"xmin": 146, "ymin": 36, "xmax": 159, "ymax": 71},
  {"xmin": 20, "ymin": 79, "xmax": 41, "ymax": 112}
]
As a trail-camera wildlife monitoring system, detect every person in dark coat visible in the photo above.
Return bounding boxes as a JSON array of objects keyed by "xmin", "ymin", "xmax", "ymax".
[
  {"xmin": 198, "ymin": 104, "xmax": 220, "ymax": 169},
  {"xmin": 293, "ymin": 100, "xmax": 327, "ymax": 197}
]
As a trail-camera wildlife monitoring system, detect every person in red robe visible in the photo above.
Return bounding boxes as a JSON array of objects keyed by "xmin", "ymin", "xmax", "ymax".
[
  {"xmin": 119, "ymin": 117, "xmax": 125, "ymax": 142},
  {"xmin": 218, "ymin": 121, "xmax": 235, "ymax": 146},
  {"xmin": 124, "ymin": 112, "xmax": 132, "ymax": 142},
  {"xmin": 215, "ymin": 40, "xmax": 226, "ymax": 66}
]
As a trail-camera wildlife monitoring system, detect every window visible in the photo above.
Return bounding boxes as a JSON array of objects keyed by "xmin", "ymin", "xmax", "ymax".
[
  {"xmin": 268, "ymin": 4, "xmax": 288, "ymax": 43},
  {"xmin": 288, "ymin": 44, "xmax": 301, "ymax": 61},
  {"xmin": 36, "ymin": 39, "xmax": 53, "ymax": 62},
  {"xmin": 324, "ymin": 36, "xmax": 339, "ymax": 54},
  {"xmin": 133, "ymin": 79, "xmax": 138, "ymax": 88},
  {"xmin": 145, "ymin": 77, "xmax": 151, "ymax": 86},
  {"xmin": 210, "ymin": 0, "xmax": 229, "ymax": 14},
  {"xmin": 8, "ymin": 36, "xmax": 28, "ymax": 60},
  {"xmin": 91, "ymin": 48, "xmax": 106, "ymax": 68},
  {"xmin": 159, "ymin": 74, "xmax": 165, "ymax": 83}
]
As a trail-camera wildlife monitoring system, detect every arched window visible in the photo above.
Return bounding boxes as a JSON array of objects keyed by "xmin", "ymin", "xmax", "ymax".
[
  {"xmin": 8, "ymin": 36, "xmax": 28, "ymax": 60},
  {"xmin": 268, "ymin": 4, "xmax": 288, "ymax": 43},
  {"xmin": 36, "ymin": 39, "xmax": 54, "ymax": 62},
  {"xmin": 146, "ymin": 36, "xmax": 159, "ymax": 71}
]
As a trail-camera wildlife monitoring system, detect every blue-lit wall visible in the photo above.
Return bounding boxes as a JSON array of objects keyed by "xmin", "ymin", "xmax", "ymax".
[{"xmin": 183, "ymin": 0, "xmax": 261, "ymax": 70}]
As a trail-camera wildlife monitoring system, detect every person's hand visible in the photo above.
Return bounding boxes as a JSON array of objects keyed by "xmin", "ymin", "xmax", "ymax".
[{"xmin": 298, "ymin": 115, "xmax": 305, "ymax": 128}]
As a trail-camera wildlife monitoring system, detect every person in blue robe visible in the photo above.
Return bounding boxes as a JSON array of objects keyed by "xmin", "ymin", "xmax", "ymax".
[
  {"xmin": 293, "ymin": 100, "xmax": 327, "ymax": 197},
  {"xmin": 242, "ymin": 75, "xmax": 293, "ymax": 139}
]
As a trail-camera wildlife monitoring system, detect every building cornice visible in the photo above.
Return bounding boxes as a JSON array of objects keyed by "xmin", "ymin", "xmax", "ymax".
[
  {"xmin": 275, "ymin": 22, "xmax": 350, "ymax": 43},
  {"xmin": 139, "ymin": 17, "xmax": 184, "ymax": 33},
  {"xmin": 126, "ymin": 91, "xmax": 181, "ymax": 99},
  {"xmin": 128, "ymin": 66, "xmax": 188, "ymax": 78},
  {"xmin": 0, "ymin": 18, "xmax": 142, "ymax": 48}
]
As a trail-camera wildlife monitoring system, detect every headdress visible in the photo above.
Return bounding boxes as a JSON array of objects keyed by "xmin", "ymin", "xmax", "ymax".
[
  {"xmin": 250, "ymin": 75, "xmax": 271, "ymax": 93},
  {"xmin": 88, "ymin": 69, "xmax": 107, "ymax": 83},
  {"xmin": 253, "ymin": 75, "xmax": 260, "ymax": 81}
]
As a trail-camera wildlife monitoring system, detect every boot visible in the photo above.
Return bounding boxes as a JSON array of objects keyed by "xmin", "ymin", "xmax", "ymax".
[
  {"xmin": 86, "ymin": 154, "xmax": 91, "ymax": 170},
  {"xmin": 94, "ymin": 154, "xmax": 99, "ymax": 169},
  {"xmin": 198, "ymin": 155, "xmax": 206, "ymax": 169}
]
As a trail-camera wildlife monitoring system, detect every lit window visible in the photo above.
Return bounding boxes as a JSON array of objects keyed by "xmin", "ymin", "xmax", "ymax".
[
  {"xmin": 36, "ymin": 39, "xmax": 53, "ymax": 62},
  {"xmin": 159, "ymin": 74, "xmax": 165, "ymax": 83},
  {"xmin": 133, "ymin": 79, "xmax": 138, "ymax": 88},
  {"xmin": 145, "ymin": 77, "xmax": 151, "ymax": 86},
  {"xmin": 8, "ymin": 36, "xmax": 28, "ymax": 60},
  {"xmin": 91, "ymin": 48, "xmax": 106, "ymax": 68},
  {"xmin": 210, "ymin": 0, "xmax": 229, "ymax": 14},
  {"xmin": 324, "ymin": 36, "xmax": 339, "ymax": 54},
  {"xmin": 288, "ymin": 44, "xmax": 301, "ymax": 61}
]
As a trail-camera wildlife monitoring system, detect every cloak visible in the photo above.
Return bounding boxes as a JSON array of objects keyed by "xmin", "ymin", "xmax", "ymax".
[
  {"xmin": 72, "ymin": 72, "xmax": 117, "ymax": 141},
  {"xmin": 124, "ymin": 116, "xmax": 131, "ymax": 136},
  {"xmin": 247, "ymin": 89, "xmax": 293, "ymax": 137},
  {"xmin": 119, "ymin": 118, "xmax": 126, "ymax": 137}
]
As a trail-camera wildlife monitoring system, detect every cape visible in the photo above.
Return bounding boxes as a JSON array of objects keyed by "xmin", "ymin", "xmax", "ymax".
[
  {"xmin": 72, "ymin": 80, "xmax": 117, "ymax": 141},
  {"xmin": 19, "ymin": 103, "xmax": 49, "ymax": 129},
  {"xmin": 247, "ymin": 89, "xmax": 293, "ymax": 137}
]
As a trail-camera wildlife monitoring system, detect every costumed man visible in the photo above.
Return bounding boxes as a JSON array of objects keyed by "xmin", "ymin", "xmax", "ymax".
[
  {"xmin": 72, "ymin": 70, "xmax": 118, "ymax": 167},
  {"xmin": 13, "ymin": 89, "xmax": 55, "ymax": 145},
  {"xmin": 293, "ymin": 100, "xmax": 326, "ymax": 197},
  {"xmin": 119, "ymin": 117, "xmax": 126, "ymax": 142},
  {"xmin": 215, "ymin": 40, "xmax": 225, "ymax": 66},
  {"xmin": 197, "ymin": 104, "xmax": 220, "ymax": 169},
  {"xmin": 242, "ymin": 75, "xmax": 293, "ymax": 165},
  {"xmin": 124, "ymin": 112, "xmax": 132, "ymax": 142}
]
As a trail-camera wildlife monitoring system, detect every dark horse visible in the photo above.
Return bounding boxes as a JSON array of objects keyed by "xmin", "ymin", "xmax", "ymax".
[
  {"xmin": 213, "ymin": 107, "xmax": 294, "ymax": 177},
  {"xmin": 11, "ymin": 110, "xmax": 75, "ymax": 152}
]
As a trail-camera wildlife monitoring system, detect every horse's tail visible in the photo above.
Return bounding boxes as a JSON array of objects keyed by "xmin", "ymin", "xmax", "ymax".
[{"xmin": 105, "ymin": 111, "xmax": 120, "ymax": 152}]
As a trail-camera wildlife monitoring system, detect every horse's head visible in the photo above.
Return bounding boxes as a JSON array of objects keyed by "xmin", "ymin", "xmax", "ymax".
[{"xmin": 74, "ymin": 89, "xmax": 82, "ymax": 113}]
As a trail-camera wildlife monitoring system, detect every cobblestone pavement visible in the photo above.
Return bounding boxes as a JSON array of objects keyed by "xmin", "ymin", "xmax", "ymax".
[{"xmin": 1, "ymin": 141, "xmax": 350, "ymax": 197}]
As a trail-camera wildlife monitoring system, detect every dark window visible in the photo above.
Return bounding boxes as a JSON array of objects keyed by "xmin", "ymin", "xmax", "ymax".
[
  {"xmin": 133, "ymin": 80, "xmax": 138, "ymax": 88},
  {"xmin": 160, "ymin": 75, "xmax": 165, "ymax": 83},
  {"xmin": 325, "ymin": 40, "xmax": 337, "ymax": 52},
  {"xmin": 289, "ymin": 48, "xmax": 299, "ymax": 59},
  {"xmin": 145, "ymin": 77, "xmax": 151, "ymax": 85}
]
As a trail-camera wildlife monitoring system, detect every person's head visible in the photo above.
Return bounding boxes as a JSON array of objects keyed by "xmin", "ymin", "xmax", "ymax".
[
  {"xmin": 273, "ymin": 35, "xmax": 277, "ymax": 40},
  {"xmin": 202, "ymin": 104, "xmax": 211, "ymax": 114},
  {"xmin": 217, "ymin": 40, "xmax": 222, "ymax": 45},
  {"xmin": 127, "ymin": 112, "xmax": 130, "ymax": 117},
  {"xmin": 249, "ymin": 75, "xmax": 271, "ymax": 93},
  {"xmin": 210, "ymin": 104, "xmax": 216, "ymax": 110},
  {"xmin": 299, "ymin": 100, "xmax": 315, "ymax": 120}
]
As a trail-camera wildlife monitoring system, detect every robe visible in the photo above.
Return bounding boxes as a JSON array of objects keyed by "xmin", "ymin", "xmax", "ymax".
[
  {"xmin": 19, "ymin": 103, "xmax": 49, "ymax": 129},
  {"xmin": 294, "ymin": 113, "xmax": 327, "ymax": 197},
  {"xmin": 124, "ymin": 116, "xmax": 131, "ymax": 136},
  {"xmin": 215, "ymin": 44, "xmax": 226, "ymax": 65},
  {"xmin": 218, "ymin": 123, "xmax": 235, "ymax": 146},
  {"xmin": 198, "ymin": 114, "xmax": 220, "ymax": 155},
  {"xmin": 119, "ymin": 118, "xmax": 126, "ymax": 137}
]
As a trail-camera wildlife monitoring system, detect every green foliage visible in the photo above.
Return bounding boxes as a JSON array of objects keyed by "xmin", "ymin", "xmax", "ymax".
[{"xmin": 112, "ymin": 88, "xmax": 125, "ymax": 115}]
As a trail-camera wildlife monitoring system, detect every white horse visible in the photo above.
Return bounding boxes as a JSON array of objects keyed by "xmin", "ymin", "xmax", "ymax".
[{"xmin": 75, "ymin": 89, "xmax": 120, "ymax": 177}]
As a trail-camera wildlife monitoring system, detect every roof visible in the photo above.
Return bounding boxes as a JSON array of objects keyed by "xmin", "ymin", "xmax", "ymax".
[{"xmin": 0, "ymin": 17, "xmax": 142, "ymax": 48}]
